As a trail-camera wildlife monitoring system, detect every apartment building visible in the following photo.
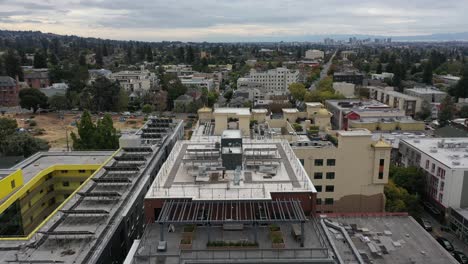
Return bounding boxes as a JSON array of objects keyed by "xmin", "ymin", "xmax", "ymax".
[
  {"xmin": 0, "ymin": 76, "xmax": 19, "ymax": 107},
  {"xmin": 399, "ymin": 138, "xmax": 468, "ymax": 216},
  {"xmin": 24, "ymin": 68, "xmax": 50, "ymax": 89},
  {"xmin": 333, "ymin": 71, "xmax": 364, "ymax": 85},
  {"xmin": 371, "ymin": 72, "xmax": 394, "ymax": 80},
  {"xmin": 0, "ymin": 117, "xmax": 184, "ymax": 264},
  {"xmin": 293, "ymin": 130, "xmax": 391, "ymax": 213},
  {"xmin": 369, "ymin": 86, "xmax": 423, "ymax": 116},
  {"xmin": 305, "ymin": 49, "xmax": 324, "ymax": 60},
  {"xmin": 326, "ymin": 99, "xmax": 409, "ymax": 130},
  {"xmin": 179, "ymin": 75, "xmax": 214, "ymax": 91},
  {"xmin": 248, "ymin": 67, "xmax": 300, "ymax": 96},
  {"xmin": 404, "ymin": 87, "xmax": 447, "ymax": 103},
  {"xmin": 197, "ymin": 107, "xmax": 392, "ymax": 213},
  {"xmin": 111, "ymin": 70, "xmax": 158, "ymax": 96}
]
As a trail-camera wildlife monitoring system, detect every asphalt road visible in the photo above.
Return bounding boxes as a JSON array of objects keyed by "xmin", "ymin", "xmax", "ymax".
[{"xmin": 309, "ymin": 49, "xmax": 337, "ymax": 90}]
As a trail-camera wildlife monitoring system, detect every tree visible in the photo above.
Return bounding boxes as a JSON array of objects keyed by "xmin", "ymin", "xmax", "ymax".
[
  {"xmin": 19, "ymin": 88, "xmax": 48, "ymax": 113},
  {"xmin": 33, "ymin": 52, "xmax": 47, "ymax": 68},
  {"xmin": 288, "ymin": 83, "xmax": 307, "ymax": 101},
  {"xmin": 3, "ymin": 50, "xmax": 23, "ymax": 80},
  {"xmin": 142, "ymin": 104, "xmax": 154, "ymax": 114},
  {"xmin": 186, "ymin": 46, "xmax": 194, "ymax": 64},
  {"xmin": 438, "ymin": 96, "xmax": 456, "ymax": 127},
  {"xmin": 48, "ymin": 94, "xmax": 68, "ymax": 110},
  {"xmin": 450, "ymin": 64, "xmax": 468, "ymax": 99},
  {"xmin": 316, "ymin": 76, "xmax": 333, "ymax": 92},
  {"xmin": 460, "ymin": 105, "xmax": 468, "ymax": 118},
  {"xmin": 94, "ymin": 114, "xmax": 119, "ymax": 150},
  {"xmin": 415, "ymin": 102, "xmax": 432, "ymax": 121},
  {"xmin": 0, "ymin": 133, "xmax": 49, "ymax": 157},
  {"xmin": 164, "ymin": 75, "xmax": 187, "ymax": 109},
  {"xmin": 224, "ymin": 90, "xmax": 233, "ymax": 102},
  {"xmin": 376, "ymin": 63, "xmax": 383, "ymax": 74},
  {"xmin": 87, "ymin": 76, "xmax": 122, "ymax": 111},
  {"xmin": 71, "ymin": 110, "xmax": 96, "ymax": 150},
  {"xmin": 422, "ymin": 61, "xmax": 433, "ymax": 85},
  {"xmin": 389, "ymin": 166, "xmax": 425, "ymax": 196},
  {"xmin": 207, "ymin": 91, "xmax": 218, "ymax": 107},
  {"xmin": 0, "ymin": 117, "xmax": 18, "ymax": 143},
  {"xmin": 384, "ymin": 180, "xmax": 421, "ymax": 215}
]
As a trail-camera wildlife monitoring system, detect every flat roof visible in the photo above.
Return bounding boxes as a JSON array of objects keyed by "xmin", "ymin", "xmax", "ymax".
[
  {"xmin": 282, "ymin": 108, "xmax": 299, "ymax": 113},
  {"xmin": 222, "ymin": 130, "xmax": 242, "ymax": 139},
  {"xmin": 214, "ymin": 107, "xmax": 251, "ymax": 116},
  {"xmin": 323, "ymin": 216, "xmax": 457, "ymax": 264},
  {"xmin": 146, "ymin": 138, "xmax": 315, "ymax": 201},
  {"xmin": 372, "ymin": 132, "xmax": 430, "ymax": 148},
  {"xmin": 401, "ymin": 138, "xmax": 468, "ymax": 169},
  {"xmin": 406, "ymin": 87, "xmax": 447, "ymax": 95},
  {"xmin": 251, "ymin": 109, "xmax": 268, "ymax": 113},
  {"xmin": 336, "ymin": 129, "xmax": 372, "ymax": 137},
  {"xmin": 305, "ymin": 102, "xmax": 324, "ymax": 107},
  {"xmin": 0, "ymin": 118, "xmax": 184, "ymax": 264}
]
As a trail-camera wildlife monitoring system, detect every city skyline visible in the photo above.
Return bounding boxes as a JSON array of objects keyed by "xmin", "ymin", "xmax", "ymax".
[{"xmin": 0, "ymin": 0, "xmax": 467, "ymax": 42}]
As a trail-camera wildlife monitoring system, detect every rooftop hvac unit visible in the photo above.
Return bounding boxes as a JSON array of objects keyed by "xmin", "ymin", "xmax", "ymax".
[
  {"xmin": 413, "ymin": 139, "xmax": 420, "ymax": 143},
  {"xmin": 429, "ymin": 148, "xmax": 438, "ymax": 153},
  {"xmin": 453, "ymin": 161, "xmax": 461, "ymax": 166}
]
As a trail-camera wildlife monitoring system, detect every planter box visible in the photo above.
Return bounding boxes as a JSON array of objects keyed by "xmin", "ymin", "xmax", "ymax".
[
  {"xmin": 179, "ymin": 242, "xmax": 192, "ymax": 250},
  {"xmin": 272, "ymin": 242, "xmax": 285, "ymax": 249}
]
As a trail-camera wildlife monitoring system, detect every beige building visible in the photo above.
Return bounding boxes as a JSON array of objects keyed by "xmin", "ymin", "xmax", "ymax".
[
  {"xmin": 369, "ymin": 86, "xmax": 423, "ymax": 116},
  {"xmin": 293, "ymin": 131, "xmax": 391, "ymax": 213},
  {"xmin": 305, "ymin": 49, "xmax": 324, "ymax": 60},
  {"xmin": 197, "ymin": 106, "xmax": 392, "ymax": 213}
]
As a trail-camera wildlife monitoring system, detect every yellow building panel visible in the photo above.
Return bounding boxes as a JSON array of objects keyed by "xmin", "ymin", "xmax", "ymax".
[{"xmin": 0, "ymin": 169, "xmax": 23, "ymax": 200}]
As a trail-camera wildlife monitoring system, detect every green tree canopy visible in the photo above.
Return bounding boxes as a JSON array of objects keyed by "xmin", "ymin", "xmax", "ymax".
[
  {"xmin": 288, "ymin": 83, "xmax": 307, "ymax": 101},
  {"xmin": 450, "ymin": 64, "xmax": 468, "ymax": 99},
  {"xmin": 70, "ymin": 111, "xmax": 119, "ymax": 150},
  {"xmin": 459, "ymin": 105, "xmax": 468, "ymax": 118},
  {"xmin": 438, "ymin": 96, "xmax": 456, "ymax": 127},
  {"xmin": 142, "ymin": 104, "xmax": 154, "ymax": 114},
  {"xmin": 33, "ymin": 52, "xmax": 47, "ymax": 68},
  {"xmin": 19, "ymin": 88, "xmax": 48, "ymax": 113},
  {"xmin": 0, "ymin": 117, "xmax": 18, "ymax": 143},
  {"xmin": 3, "ymin": 50, "xmax": 23, "ymax": 80},
  {"xmin": 48, "ymin": 94, "xmax": 68, "ymax": 111},
  {"xmin": 1, "ymin": 133, "xmax": 49, "ymax": 157}
]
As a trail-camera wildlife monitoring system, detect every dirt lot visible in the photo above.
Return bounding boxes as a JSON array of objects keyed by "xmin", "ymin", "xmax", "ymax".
[{"xmin": 4, "ymin": 112, "xmax": 145, "ymax": 149}]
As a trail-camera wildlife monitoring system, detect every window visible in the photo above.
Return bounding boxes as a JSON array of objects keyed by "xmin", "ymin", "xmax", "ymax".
[
  {"xmin": 314, "ymin": 172, "xmax": 323, "ymax": 179},
  {"xmin": 327, "ymin": 159, "xmax": 336, "ymax": 166},
  {"xmin": 10, "ymin": 180, "xmax": 15, "ymax": 189},
  {"xmin": 299, "ymin": 159, "xmax": 304, "ymax": 166},
  {"xmin": 326, "ymin": 172, "xmax": 335, "ymax": 179},
  {"xmin": 62, "ymin": 181, "xmax": 70, "ymax": 187},
  {"xmin": 326, "ymin": 185, "xmax": 334, "ymax": 192},
  {"xmin": 315, "ymin": 185, "xmax": 322, "ymax": 192},
  {"xmin": 440, "ymin": 181, "xmax": 445, "ymax": 192},
  {"xmin": 314, "ymin": 159, "xmax": 323, "ymax": 166},
  {"xmin": 378, "ymin": 172, "xmax": 384, "ymax": 179},
  {"xmin": 78, "ymin": 170, "xmax": 86, "ymax": 173},
  {"xmin": 431, "ymin": 164, "xmax": 435, "ymax": 173},
  {"xmin": 325, "ymin": 198, "xmax": 334, "ymax": 205},
  {"xmin": 316, "ymin": 198, "xmax": 322, "ymax": 205},
  {"xmin": 379, "ymin": 159, "xmax": 384, "ymax": 166}
]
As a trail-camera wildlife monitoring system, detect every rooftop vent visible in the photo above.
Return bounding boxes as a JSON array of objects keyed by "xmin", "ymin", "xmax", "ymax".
[
  {"xmin": 429, "ymin": 147, "xmax": 438, "ymax": 153},
  {"xmin": 453, "ymin": 161, "xmax": 461, "ymax": 166},
  {"xmin": 413, "ymin": 139, "xmax": 420, "ymax": 143}
]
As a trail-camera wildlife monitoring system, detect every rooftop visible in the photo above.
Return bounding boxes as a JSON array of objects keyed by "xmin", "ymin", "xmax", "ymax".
[
  {"xmin": 282, "ymin": 108, "xmax": 299, "ymax": 113},
  {"xmin": 322, "ymin": 215, "xmax": 456, "ymax": 264},
  {"xmin": 0, "ymin": 117, "xmax": 183, "ymax": 264},
  {"xmin": 401, "ymin": 138, "xmax": 468, "ymax": 169},
  {"xmin": 146, "ymin": 138, "xmax": 315, "ymax": 201},
  {"xmin": 336, "ymin": 129, "xmax": 373, "ymax": 137},
  {"xmin": 214, "ymin": 107, "xmax": 251, "ymax": 116},
  {"xmin": 406, "ymin": 87, "xmax": 447, "ymax": 95},
  {"xmin": 0, "ymin": 76, "xmax": 16, "ymax": 87}
]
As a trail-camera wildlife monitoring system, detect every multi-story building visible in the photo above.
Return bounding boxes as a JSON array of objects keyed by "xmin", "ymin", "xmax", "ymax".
[
  {"xmin": 305, "ymin": 49, "xmax": 324, "ymax": 60},
  {"xmin": 333, "ymin": 82, "xmax": 355, "ymax": 98},
  {"xmin": 247, "ymin": 67, "xmax": 300, "ymax": 96},
  {"xmin": 326, "ymin": 99, "xmax": 410, "ymax": 130},
  {"xmin": 0, "ymin": 76, "xmax": 19, "ymax": 107},
  {"xmin": 293, "ymin": 130, "xmax": 392, "ymax": 213},
  {"xmin": 0, "ymin": 117, "xmax": 184, "ymax": 264},
  {"xmin": 340, "ymin": 50, "xmax": 357, "ymax": 60},
  {"xmin": 24, "ymin": 69, "xmax": 49, "ymax": 89},
  {"xmin": 179, "ymin": 75, "xmax": 214, "ymax": 91},
  {"xmin": 333, "ymin": 71, "xmax": 364, "ymax": 85},
  {"xmin": 163, "ymin": 64, "xmax": 195, "ymax": 76},
  {"xmin": 371, "ymin": 72, "xmax": 394, "ymax": 81},
  {"xmin": 399, "ymin": 138, "xmax": 468, "ymax": 217},
  {"xmin": 369, "ymin": 86, "xmax": 423, "ymax": 116},
  {"xmin": 111, "ymin": 69, "xmax": 158, "ymax": 96},
  {"xmin": 404, "ymin": 87, "xmax": 447, "ymax": 103}
]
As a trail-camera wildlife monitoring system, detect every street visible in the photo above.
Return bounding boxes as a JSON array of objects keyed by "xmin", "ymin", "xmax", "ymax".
[{"xmin": 309, "ymin": 49, "xmax": 337, "ymax": 90}]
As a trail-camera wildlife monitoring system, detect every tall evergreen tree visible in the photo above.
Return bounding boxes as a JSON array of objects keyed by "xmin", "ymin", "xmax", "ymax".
[
  {"xmin": 33, "ymin": 52, "xmax": 47, "ymax": 68},
  {"xmin": 450, "ymin": 64, "xmax": 468, "ymax": 99},
  {"xmin": 438, "ymin": 96, "xmax": 456, "ymax": 127},
  {"xmin": 71, "ymin": 110, "xmax": 96, "ymax": 150},
  {"xmin": 3, "ymin": 50, "xmax": 23, "ymax": 80},
  {"xmin": 422, "ymin": 61, "xmax": 433, "ymax": 85}
]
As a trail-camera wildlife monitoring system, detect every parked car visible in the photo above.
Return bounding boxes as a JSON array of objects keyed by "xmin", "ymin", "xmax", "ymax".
[
  {"xmin": 451, "ymin": 251, "xmax": 468, "ymax": 264},
  {"xmin": 416, "ymin": 217, "xmax": 433, "ymax": 231},
  {"xmin": 436, "ymin": 236, "xmax": 454, "ymax": 252}
]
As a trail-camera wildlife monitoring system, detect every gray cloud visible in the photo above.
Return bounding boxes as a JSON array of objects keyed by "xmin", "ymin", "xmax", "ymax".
[{"xmin": 0, "ymin": 0, "xmax": 466, "ymax": 41}]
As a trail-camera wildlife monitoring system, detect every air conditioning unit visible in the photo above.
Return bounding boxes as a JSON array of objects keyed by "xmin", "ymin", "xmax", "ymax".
[
  {"xmin": 429, "ymin": 148, "xmax": 438, "ymax": 153},
  {"xmin": 453, "ymin": 161, "xmax": 461, "ymax": 166}
]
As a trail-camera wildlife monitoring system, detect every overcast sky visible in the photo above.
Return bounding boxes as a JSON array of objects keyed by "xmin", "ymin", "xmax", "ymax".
[{"xmin": 0, "ymin": 0, "xmax": 466, "ymax": 42}]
